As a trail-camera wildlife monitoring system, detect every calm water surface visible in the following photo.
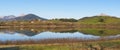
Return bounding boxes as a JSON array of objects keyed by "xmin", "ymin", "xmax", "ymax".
[
  {"xmin": 0, "ymin": 29, "xmax": 120, "ymax": 41},
  {"xmin": 0, "ymin": 31, "xmax": 100, "ymax": 41}
]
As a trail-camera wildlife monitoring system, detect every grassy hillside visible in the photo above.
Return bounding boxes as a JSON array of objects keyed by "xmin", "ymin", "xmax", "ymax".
[{"xmin": 78, "ymin": 16, "xmax": 120, "ymax": 24}]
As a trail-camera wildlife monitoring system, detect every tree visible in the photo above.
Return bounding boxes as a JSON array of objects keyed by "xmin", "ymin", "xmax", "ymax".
[
  {"xmin": 99, "ymin": 18, "xmax": 104, "ymax": 22},
  {"xmin": 59, "ymin": 18, "xmax": 78, "ymax": 22}
]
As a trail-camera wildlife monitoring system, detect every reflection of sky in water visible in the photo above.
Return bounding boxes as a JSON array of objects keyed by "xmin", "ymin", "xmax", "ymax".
[
  {"xmin": 0, "ymin": 32, "xmax": 30, "ymax": 41},
  {"xmin": 32, "ymin": 32, "xmax": 100, "ymax": 40},
  {"xmin": 0, "ymin": 31, "xmax": 100, "ymax": 41}
]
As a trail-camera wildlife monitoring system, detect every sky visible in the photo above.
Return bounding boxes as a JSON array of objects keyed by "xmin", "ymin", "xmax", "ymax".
[{"xmin": 0, "ymin": 0, "xmax": 120, "ymax": 19}]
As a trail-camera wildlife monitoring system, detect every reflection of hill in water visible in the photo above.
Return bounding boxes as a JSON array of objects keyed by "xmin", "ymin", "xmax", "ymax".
[
  {"xmin": 15, "ymin": 30, "xmax": 41, "ymax": 36},
  {"xmin": 0, "ymin": 30, "xmax": 41, "ymax": 36},
  {"xmin": 0, "ymin": 28, "xmax": 43, "ymax": 36},
  {"xmin": 78, "ymin": 29, "xmax": 120, "ymax": 36},
  {"xmin": 0, "ymin": 28, "xmax": 120, "ymax": 36}
]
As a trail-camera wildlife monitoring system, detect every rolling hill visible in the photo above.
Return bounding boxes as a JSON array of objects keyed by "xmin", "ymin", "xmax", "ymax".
[{"xmin": 78, "ymin": 15, "xmax": 120, "ymax": 24}]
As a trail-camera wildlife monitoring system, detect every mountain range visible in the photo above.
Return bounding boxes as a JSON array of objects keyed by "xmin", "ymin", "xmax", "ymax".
[{"xmin": 0, "ymin": 14, "xmax": 47, "ymax": 21}]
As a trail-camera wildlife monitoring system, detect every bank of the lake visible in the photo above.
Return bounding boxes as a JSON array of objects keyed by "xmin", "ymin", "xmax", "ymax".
[{"xmin": 1, "ymin": 39, "xmax": 120, "ymax": 50}]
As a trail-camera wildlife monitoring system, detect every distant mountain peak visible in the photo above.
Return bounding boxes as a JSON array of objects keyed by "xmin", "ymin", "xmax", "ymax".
[
  {"xmin": 27, "ymin": 13, "xmax": 35, "ymax": 15},
  {"xmin": 3, "ymin": 15, "xmax": 16, "ymax": 19},
  {"xmin": 0, "ymin": 14, "xmax": 47, "ymax": 21},
  {"xmin": 25, "ymin": 14, "xmax": 38, "ymax": 17},
  {"xmin": 15, "ymin": 14, "xmax": 47, "ymax": 21}
]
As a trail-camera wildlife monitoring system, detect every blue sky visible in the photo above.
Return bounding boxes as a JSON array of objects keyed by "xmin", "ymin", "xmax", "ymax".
[{"xmin": 0, "ymin": 0, "xmax": 120, "ymax": 19}]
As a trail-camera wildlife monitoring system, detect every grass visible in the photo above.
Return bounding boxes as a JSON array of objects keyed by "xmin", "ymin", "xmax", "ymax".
[
  {"xmin": 1, "ymin": 39, "xmax": 120, "ymax": 50},
  {"xmin": 20, "ymin": 45, "xmax": 70, "ymax": 50},
  {"xmin": 18, "ymin": 40, "xmax": 120, "ymax": 50}
]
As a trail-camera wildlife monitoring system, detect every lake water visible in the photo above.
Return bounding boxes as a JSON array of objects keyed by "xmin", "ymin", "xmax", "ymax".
[
  {"xmin": 0, "ymin": 31, "xmax": 99, "ymax": 41},
  {"xmin": 0, "ymin": 28, "xmax": 120, "ymax": 41}
]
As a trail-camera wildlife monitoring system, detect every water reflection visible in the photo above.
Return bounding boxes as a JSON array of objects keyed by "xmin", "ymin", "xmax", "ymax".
[
  {"xmin": 0, "ymin": 28, "xmax": 120, "ymax": 41},
  {"xmin": 0, "ymin": 31, "xmax": 100, "ymax": 41}
]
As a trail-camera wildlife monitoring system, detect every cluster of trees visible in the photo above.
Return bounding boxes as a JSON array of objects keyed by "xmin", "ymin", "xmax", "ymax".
[{"xmin": 51, "ymin": 18, "xmax": 78, "ymax": 22}]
